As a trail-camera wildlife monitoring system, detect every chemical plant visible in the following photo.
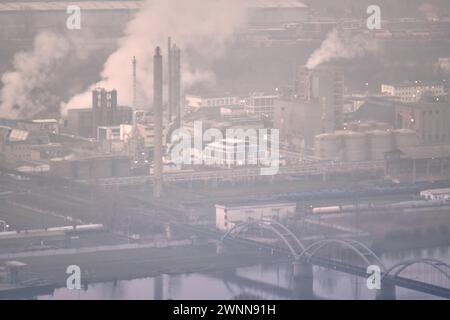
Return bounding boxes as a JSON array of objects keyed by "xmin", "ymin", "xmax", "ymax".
[{"xmin": 0, "ymin": 0, "xmax": 450, "ymax": 301}]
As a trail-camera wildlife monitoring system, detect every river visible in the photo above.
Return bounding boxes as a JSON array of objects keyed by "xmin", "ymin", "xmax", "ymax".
[{"xmin": 36, "ymin": 245, "xmax": 450, "ymax": 300}]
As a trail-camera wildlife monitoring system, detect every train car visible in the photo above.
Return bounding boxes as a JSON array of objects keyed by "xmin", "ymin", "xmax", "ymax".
[
  {"xmin": 74, "ymin": 224, "xmax": 104, "ymax": 233},
  {"xmin": 312, "ymin": 206, "xmax": 341, "ymax": 214}
]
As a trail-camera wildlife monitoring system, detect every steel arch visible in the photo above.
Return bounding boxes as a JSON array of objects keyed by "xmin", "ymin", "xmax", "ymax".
[
  {"xmin": 221, "ymin": 218, "xmax": 305, "ymax": 258},
  {"xmin": 383, "ymin": 258, "xmax": 450, "ymax": 280},
  {"xmin": 298, "ymin": 238, "xmax": 387, "ymax": 271}
]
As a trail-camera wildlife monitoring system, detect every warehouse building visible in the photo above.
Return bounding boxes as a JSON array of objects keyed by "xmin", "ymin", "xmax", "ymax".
[
  {"xmin": 385, "ymin": 146, "xmax": 450, "ymax": 183},
  {"xmin": 215, "ymin": 201, "xmax": 296, "ymax": 231}
]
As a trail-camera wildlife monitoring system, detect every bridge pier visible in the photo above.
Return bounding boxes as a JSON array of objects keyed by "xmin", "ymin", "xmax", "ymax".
[
  {"xmin": 165, "ymin": 223, "xmax": 172, "ymax": 241},
  {"xmin": 216, "ymin": 241, "xmax": 225, "ymax": 255},
  {"xmin": 376, "ymin": 282, "xmax": 396, "ymax": 300},
  {"xmin": 154, "ymin": 275, "xmax": 163, "ymax": 300},
  {"xmin": 292, "ymin": 261, "xmax": 314, "ymax": 299}
]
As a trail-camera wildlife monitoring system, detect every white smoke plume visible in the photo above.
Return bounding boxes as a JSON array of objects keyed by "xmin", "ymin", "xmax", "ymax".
[
  {"xmin": 62, "ymin": 0, "xmax": 248, "ymax": 116},
  {"xmin": 306, "ymin": 28, "xmax": 379, "ymax": 69},
  {"xmin": 0, "ymin": 32, "xmax": 71, "ymax": 119}
]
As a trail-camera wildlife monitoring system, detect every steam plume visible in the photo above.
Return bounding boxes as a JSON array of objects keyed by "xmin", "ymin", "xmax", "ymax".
[
  {"xmin": 62, "ymin": 0, "xmax": 247, "ymax": 116},
  {"xmin": 0, "ymin": 32, "xmax": 71, "ymax": 119},
  {"xmin": 306, "ymin": 29, "xmax": 378, "ymax": 69}
]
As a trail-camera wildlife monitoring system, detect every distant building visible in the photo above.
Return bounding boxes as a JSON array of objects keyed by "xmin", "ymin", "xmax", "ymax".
[
  {"xmin": 245, "ymin": 93, "xmax": 278, "ymax": 118},
  {"xmin": 215, "ymin": 201, "xmax": 296, "ymax": 231},
  {"xmin": 395, "ymin": 101, "xmax": 450, "ymax": 145},
  {"xmin": 296, "ymin": 66, "xmax": 344, "ymax": 132},
  {"xmin": 273, "ymin": 98, "xmax": 322, "ymax": 149},
  {"xmin": 245, "ymin": 0, "xmax": 308, "ymax": 27},
  {"xmin": 185, "ymin": 93, "xmax": 241, "ymax": 114},
  {"xmin": 204, "ymin": 138, "xmax": 259, "ymax": 168},
  {"xmin": 420, "ymin": 188, "xmax": 450, "ymax": 201},
  {"xmin": 66, "ymin": 106, "xmax": 132, "ymax": 138},
  {"xmin": 385, "ymin": 146, "xmax": 450, "ymax": 183},
  {"xmin": 92, "ymin": 88, "xmax": 118, "ymax": 136},
  {"xmin": 382, "ymin": 81, "xmax": 445, "ymax": 103}
]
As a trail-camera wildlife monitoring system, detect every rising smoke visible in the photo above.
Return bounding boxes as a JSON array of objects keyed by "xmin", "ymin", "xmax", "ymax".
[
  {"xmin": 0, "ymin": 32, "xmax": 71, "ymax": 119},
  {"xmin": 62, "ymin": 0, "xmax": 248, "ymax": 116},
  {"xmin": 306, "ymin": 28, "xmax": 379, "ymax": 69}
]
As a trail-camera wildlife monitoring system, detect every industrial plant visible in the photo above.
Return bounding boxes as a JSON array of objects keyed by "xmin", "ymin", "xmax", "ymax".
[{"xmin": 0, "ymin": 0, "xmax": 450, "ymax": 303}]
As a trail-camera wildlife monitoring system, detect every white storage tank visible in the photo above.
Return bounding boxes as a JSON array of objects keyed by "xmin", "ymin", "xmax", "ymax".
[
  {"xmin": 343, "ymin": 131, "xmax": 367, "ymax": 162},
  {"xmin": 393, "ymin": 129, "xmax": 418, "ymax": 149},
  {"xmin": 315, "ymin": 133, "xmax": 344, "ymax": 161},
  {"xmin": 368, "ymin": 130, "xmax": 393, "ymax": 160}
]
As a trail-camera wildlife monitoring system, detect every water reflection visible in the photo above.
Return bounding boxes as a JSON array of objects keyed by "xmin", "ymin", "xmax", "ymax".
[{"xmin": 38, "ymin": 247, "xmax": 449, "ymax": 300}]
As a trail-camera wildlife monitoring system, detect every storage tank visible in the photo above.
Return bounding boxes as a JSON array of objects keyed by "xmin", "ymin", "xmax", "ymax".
[
  {"xmin": 315, "ymin": 133, "xmax": 343, "ymax": 161},
  {"xmin": 343, "ymin": 131, "xmax": 367, "ymax": 162},
  {"xmin": 368, "ymin": 130, "xmax": 393, "ymax": 160},
  {"xmin": 393, "ymin": 129, "xmax": 418, "ymax": 149}
]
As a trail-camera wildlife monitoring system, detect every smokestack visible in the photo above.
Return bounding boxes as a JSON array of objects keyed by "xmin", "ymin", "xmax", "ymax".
[
  {"xmin": 173, "ymin": 45, "xmax": 182, "ymax": 125},
  {"xmin": 132, "ymin": 56, "xmax": 137, "ymax": 109},
  {"xmin": 168, "ymin": 37, "xmax": 173, "ymax": 121},
  {"xmin": 153, "ymin": 47, "xmax": 163, "ymax": 198}
]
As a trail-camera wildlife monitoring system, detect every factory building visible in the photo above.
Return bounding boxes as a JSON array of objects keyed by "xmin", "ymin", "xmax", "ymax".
[
  {"xmin": 66, "ymin": 88, "xmax": 133, "ymax": 138},
  {"xmin": 50, "ymin": 156, "xmax": 131, "ymax": 180},
  {"xmin": 382, "ymin": 81, "xmax": 446, "ymax": 103},
  {"xmin": 274, "ymin": 98, "xmax": 322, "ymax": 149},
  {"xmin": 395, "ymin": 100, "xmax": 450, "ymax": 145},
  {"xmin": 245, "ymin": 0, "xmax": 308, "ymax": 27},
  {"xmin": 92, "ymin": 88, "xmax": 117, "ymax": 136},
  {"xmin": 296, "ymin": 66, "xmax": 344, "ymax": 132},
  {"xmin": 203, "ymin": 138, "xmax": 259, "ymax": 168},
  {"xmin": 273, "ymin": 64, "xmax": 344, "ymax": 151},
  {"xmin": 385, "ymin": 146, "xmax": 450, "ymax": 183},
  {"xmin": 185, "ymin": 93, "xmax": 241, "ymax": 115},
  {"xmin": 244, "ymin": 93, "xmax": 278, "ymax": 118},
  {"xmin": 215, "ymin": 201, "xmax": 296, "ymax": 231}
]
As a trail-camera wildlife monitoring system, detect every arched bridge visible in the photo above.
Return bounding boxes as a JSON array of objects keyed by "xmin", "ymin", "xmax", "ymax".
[{"xmin": 218, "ymin": 219, "xmax": 450, "ymax": 299}]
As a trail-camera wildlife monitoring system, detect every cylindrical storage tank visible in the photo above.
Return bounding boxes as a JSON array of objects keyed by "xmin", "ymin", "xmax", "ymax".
[
  {"xmin": 315, "ymin": 133, "xmax": 344, "ymax": 161},
  {"xmin": 368, "ymin": 130, "xmax": 393, "ymax": 160},
  {"xmin": 91, "ymin": 157, "xmax": 113, "ymax": 179},
  {"xmin": 393, "ymin": 129, "xmax": 418, "ymax": 149},
  {"xmin": 343, "ymin": 131, "xmax": 367, "ymax": 162}
]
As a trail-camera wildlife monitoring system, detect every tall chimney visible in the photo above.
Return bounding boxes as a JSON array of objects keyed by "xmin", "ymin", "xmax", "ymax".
[
  {"xmin": 173, "ymin": 45, "xmax": 182, "ymax": 125},
  {"xmin": 168, "ymin": 37, "xmax": 173, "ymax": 121},
  {"xmin": 132, "ymin": 56, "xmax": 137, "ymax": 109},
  {"xmin": 153, "ymin": 47, "xmax": 163, "ymax": 198}
]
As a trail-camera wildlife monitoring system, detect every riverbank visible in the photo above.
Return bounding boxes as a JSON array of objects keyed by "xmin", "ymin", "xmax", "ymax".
[{"xmin": 0, "ymin": 243, "xmax": 270, "ymax": 290}]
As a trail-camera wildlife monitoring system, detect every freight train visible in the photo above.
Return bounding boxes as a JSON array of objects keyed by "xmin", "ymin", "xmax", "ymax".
[
  {"xmin": 311, "ymin": 199, "xmax": 450, "ymax": 215},
  {"xmin": 0, "ymin": 224, "xmax": 104, "ymax": 239}
]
